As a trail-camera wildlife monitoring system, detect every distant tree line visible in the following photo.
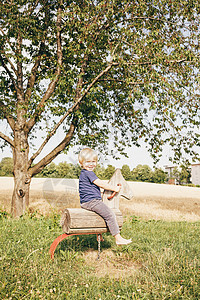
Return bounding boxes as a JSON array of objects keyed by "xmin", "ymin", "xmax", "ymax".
[
  {"xmin": 0, "ymin": 157, "xmax": 192, "ymax": 185},
  {"xmin": 0, "ymin": 157, "xmax": 167, "ymax": 184}
]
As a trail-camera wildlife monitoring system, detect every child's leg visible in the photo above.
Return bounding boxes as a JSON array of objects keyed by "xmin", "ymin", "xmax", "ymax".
[
  {"xmin": 81, "ymin": 199, "xmax": 120, "ymax": 236},
  {"xmin": 81, "ymin": 199, "xmax": 132, "ymax": 245}
]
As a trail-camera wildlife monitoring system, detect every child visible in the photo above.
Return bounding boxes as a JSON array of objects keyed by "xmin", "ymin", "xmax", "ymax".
[{"xmin": 78, "ymin": 147, "xmax": 132, "ymax": 245}]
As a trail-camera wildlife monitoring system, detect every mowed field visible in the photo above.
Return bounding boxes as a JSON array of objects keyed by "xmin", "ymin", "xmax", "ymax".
[{"xmin": 0, "ymin": 177, "xmax": 200, "ymax": 221}]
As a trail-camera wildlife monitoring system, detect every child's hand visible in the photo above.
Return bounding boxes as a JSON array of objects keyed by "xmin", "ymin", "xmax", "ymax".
[{"xmin": 115, "ymin": 185, "xmax": 121, "ymax": 193}]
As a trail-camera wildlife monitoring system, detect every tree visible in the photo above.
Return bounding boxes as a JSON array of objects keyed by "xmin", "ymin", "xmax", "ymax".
[
  {"xmin": 0, "ymin": 1, "xmax": 200, "ymax": 216},
  {"xmin": 179, "ymin": 163, "xmax": 191, "ymax": 184},
  {"xmin": 57, "ymin": 162, "xmax": 77, "ymax": 178},
  {"xmin": 121, "ymin": 164, "xmax": 132, "ymax": 181},
  {"xmin": 152, "ymin": 168, "xmax": 167, "ymax": 184},
  {"xmin": 104, "ymin": 165, "xmax": 115, "ymax": 180},
  {"xmin": 38, "ymin": 162, "xmax": 58, "ymax": 178},
  {"xmin": 172, "ymin": 166, "xmax": 180, "ymax": 184},
  {"xmin": 0, "ymin": 157, "xmax": 13, "ymax": 176},
  {"xmin": 94, "ymin": 164, "xmax": 106, "ymax": 179},
  {"xmin": 72, "ymin": 164, "xmax": 82, "ymax": 178},
  {"xmin": 132, "ymin": 164, "xmax": 153, "ymax": 182}
]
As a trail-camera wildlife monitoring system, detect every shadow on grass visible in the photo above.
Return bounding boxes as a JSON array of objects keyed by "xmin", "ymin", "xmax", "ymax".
[{"xmin": 55, "ymin": 233, "xmax": 112, "ymax": 257}]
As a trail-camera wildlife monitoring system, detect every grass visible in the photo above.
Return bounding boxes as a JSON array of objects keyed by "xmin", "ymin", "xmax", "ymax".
[{"xmin": 0, "ymin": 211, "xmax": 199, "ymax": 300}]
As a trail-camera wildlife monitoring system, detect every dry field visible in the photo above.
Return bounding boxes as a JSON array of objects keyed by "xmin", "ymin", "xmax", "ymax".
[{"xmin": 0, "ymin": 177, "xmax": 200, "ymax": 221}]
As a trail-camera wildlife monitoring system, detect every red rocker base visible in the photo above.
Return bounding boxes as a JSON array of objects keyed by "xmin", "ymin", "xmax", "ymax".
[{"xmin": 49, "ymin": 232, "xmax": 104, "ymax": 259}]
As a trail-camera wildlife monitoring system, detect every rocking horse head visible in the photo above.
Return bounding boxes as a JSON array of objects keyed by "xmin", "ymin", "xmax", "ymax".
[{"xmin": 102, "ymin": 168, "xmax": 134, "ymax": 210}]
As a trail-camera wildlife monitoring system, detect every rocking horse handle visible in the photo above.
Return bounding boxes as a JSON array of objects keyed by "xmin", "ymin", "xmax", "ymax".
[{"xmin": 107, "ymin": 183, "xmax": 122, "ymax": 200}]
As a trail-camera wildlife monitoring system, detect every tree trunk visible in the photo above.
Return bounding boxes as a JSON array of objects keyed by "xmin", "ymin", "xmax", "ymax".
[{"xmin": 11, "ymin": 128, "xmax": 31, "ymax": 217}]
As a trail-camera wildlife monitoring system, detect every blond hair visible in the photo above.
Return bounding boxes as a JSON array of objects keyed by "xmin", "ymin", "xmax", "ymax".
[{"xmin": 78, "ymin": 148, "xmax": 98, "ymax": 167}]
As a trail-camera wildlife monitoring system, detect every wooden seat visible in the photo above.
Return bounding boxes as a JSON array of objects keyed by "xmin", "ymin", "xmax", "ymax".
[{"xmin": 60, "ymin": 207, "xmax": 123, "ymax": 234}]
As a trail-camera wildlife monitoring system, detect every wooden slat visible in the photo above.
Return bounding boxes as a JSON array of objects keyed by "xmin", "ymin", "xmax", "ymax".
[{"xmin": 67, "ymin": 228, "xmax": 109, "ymax": 234}]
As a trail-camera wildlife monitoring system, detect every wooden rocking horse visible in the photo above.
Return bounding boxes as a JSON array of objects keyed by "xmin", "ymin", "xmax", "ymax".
[{"xmin": 49, "ymin": 169, "xmax": 134, "ymax": 259}]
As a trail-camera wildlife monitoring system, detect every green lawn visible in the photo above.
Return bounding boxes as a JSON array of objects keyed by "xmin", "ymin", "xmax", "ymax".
[{"xmin": 0, "ymin": 211, "xmax": 199, "ymax": 299}]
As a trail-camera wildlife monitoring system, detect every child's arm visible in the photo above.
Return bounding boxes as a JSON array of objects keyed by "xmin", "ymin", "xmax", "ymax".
[{"xmin": 93, "ymin": 178, "xmax": 121, "ymax": 193}]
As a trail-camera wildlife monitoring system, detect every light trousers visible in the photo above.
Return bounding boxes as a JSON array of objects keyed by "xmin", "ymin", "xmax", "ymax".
[{"xmin": 81, "ymin": 199, "xmax": 120, "ymax": 236}]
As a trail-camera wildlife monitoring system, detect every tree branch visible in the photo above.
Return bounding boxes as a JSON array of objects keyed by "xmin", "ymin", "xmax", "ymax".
[
  {"xmin": 0, "ymin": 50, "xmax": 17, "ymax": 76},
  {"xmin": 112, "ymin": 58, "xmax": 187, "ymax": 67},
  {"xmin": 28, "ymin": 62, "xmax": 115, "ymax": 166},
  {"xmin": 16, "ymin": 33, "xmax": 23, "ymax": 91},
  {"xmin": 0, "ymin": 130, "xmax": 14, "ymax": 148},
  {"xmin": 98, "ymin": 78, "xmax": 144, "ymax": 85},
  {"xmin": 0, "ymin": 26, "xmax": 16, "ymax": 54},
  {"xmin": 124, "ymin": 16, "xmax": 176, "ymax": 26},
  {"xmin": 25, "ymin": 1, "xmax": 51, "ymax": 103},
  {"xmin": 0, "ymin": 54, "xmax": 18, "ymax": 92},
  {"xmin": 27, "ymin": 3, "xmax": 63, "ymax": 131},
  {"xmin": 0, "ymin": 103, "xmax": 15, "ymax": 131},
  {"xmin": 29, "ymin": 120, "xmax": 75, "ymax": 176},
  {"xmin": 27, "ymin": 0, "xmax": 41, "ymax": 16},
  {"xmin": 25, "ymin": 42, "xmax": 45, "ymax": 102}
]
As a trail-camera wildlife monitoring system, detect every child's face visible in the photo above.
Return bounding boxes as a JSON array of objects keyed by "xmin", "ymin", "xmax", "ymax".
[{"xmin": 82, "ymin": 159, "xmax": 97, "ymax": 171}]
